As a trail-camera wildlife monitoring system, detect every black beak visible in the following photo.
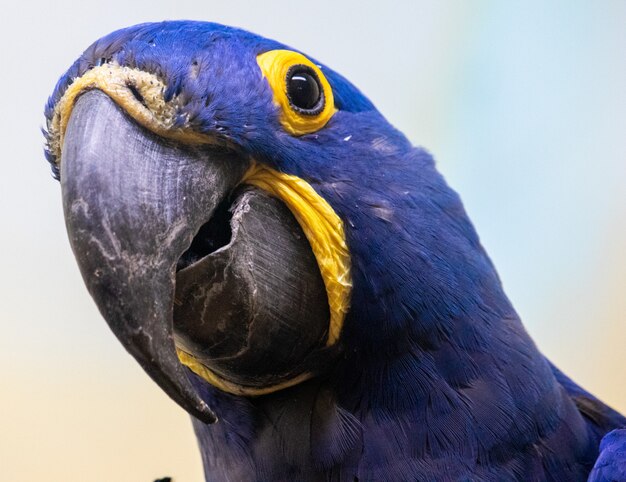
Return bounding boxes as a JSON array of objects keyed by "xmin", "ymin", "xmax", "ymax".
[
  {"xmin": 60, "ymin": 90, "xmax": 329, "ymax": 423},
  {"xmin": 61, "ymin": 90, "xmax": 248, "ymax": 423}
]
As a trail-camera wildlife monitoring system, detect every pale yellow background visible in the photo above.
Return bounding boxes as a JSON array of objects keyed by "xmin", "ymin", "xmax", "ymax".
[{"xmin": 1, "ymin": 1, "xmax": 624, "ymax": 481}]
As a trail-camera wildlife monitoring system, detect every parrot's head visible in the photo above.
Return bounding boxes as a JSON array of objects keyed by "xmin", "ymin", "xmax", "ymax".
[{"xmin": 45, "ymin": 21, "xmax": 507, "ymax": 423}]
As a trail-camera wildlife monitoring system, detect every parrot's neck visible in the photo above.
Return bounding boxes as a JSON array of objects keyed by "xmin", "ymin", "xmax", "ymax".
[
  {"xmin": 189, "ymin": 147, "xmax": 599, "ymax": 480},
  {"xmin": 189, "ymin": 237, "xmax": 600, "ymax": 481}
]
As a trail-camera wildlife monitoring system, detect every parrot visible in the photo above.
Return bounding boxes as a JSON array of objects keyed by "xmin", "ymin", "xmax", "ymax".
[{"xmin": 43, "ymin": 21, "xmax": 625, "ymax": 481}]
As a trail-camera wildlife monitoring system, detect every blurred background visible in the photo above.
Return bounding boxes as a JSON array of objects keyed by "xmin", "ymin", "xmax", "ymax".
[{"xmin": 1, "ymin": 1, "xmax": 624, "ymax": 480}]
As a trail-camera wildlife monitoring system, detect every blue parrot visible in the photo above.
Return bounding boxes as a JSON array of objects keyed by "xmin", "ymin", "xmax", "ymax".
[{"xmin": 44, "ymin": 21, "xmax": 625, "ymax": 481}]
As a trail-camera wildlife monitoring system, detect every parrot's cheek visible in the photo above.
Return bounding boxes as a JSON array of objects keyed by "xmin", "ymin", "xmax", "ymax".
[{"xmin": 60, "ymin": 90, "xmax": 329, "ymax": 422}]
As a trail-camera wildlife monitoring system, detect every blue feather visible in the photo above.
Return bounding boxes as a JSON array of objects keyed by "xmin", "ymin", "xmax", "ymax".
[{"xmin": 589, "ymin": 429, "xmax": 626, "ymax": 481}]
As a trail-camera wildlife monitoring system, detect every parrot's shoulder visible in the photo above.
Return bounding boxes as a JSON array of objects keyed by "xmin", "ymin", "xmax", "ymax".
[
  {"xmin": 588, "ymin": 429, "xmax": 626, "ymax": 482},
  {"xmin": 549, "ymin": 360, "xmax": 626, "ymax": 481}
]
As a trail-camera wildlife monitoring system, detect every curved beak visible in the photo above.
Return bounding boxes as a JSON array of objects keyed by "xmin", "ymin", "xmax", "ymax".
[
  {"xmin": 61, "ymin": 90, "xmax": 249, "ymax": 423},
  {"xmin": 60, "ymin": 89, "xmax": 332, "ymax": 423}
]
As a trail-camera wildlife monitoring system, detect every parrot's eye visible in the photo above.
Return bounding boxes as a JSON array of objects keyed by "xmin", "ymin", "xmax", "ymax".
[
  {"xmin": 286, "ymin": 65, "xmax": 324, "ymax": 114},
  {"xmin": 257, "ymin": 49, "xmax": 336, "ymax": 135}
]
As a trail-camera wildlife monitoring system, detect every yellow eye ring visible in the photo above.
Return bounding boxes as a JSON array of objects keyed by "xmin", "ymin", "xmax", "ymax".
[{"xmin": 257, "ymin": 49, "xmax": 337, "ymax": 136}]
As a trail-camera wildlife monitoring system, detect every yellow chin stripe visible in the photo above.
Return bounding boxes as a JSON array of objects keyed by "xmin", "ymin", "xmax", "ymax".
[
  {"xmin": 257, "ymin": 50, "xmax": 337, "ymax": 135},
  {"xmin": 178, "ymin": 162, "xmax": 352, "ymax": 396},
  {"xmin": 177, "ymin": 350, "xmax": 316, "ymax": 397},
  {"xmin": 241, "ymin": 162, "xmax": 352, "ymax": 346}
]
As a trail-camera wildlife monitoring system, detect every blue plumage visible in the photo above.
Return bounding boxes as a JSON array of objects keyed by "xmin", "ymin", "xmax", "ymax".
[
  {"xmin": 46, "ymin": 21, "xmax": 625, "ymax": 481},
  {"xmin": 589, "ymin": 430, "xmax": 626, "ymax": 481}
]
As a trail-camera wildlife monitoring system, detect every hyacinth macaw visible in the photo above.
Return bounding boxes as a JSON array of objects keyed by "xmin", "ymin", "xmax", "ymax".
[{"xmin": 44, "ymin": 21, "xmax": 625, "ymax": 481}]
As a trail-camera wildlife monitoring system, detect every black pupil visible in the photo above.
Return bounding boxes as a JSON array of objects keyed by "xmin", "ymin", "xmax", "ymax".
[{"xmin": 287, "ymin": 70, "xmax": 321, "ymax": 110}]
